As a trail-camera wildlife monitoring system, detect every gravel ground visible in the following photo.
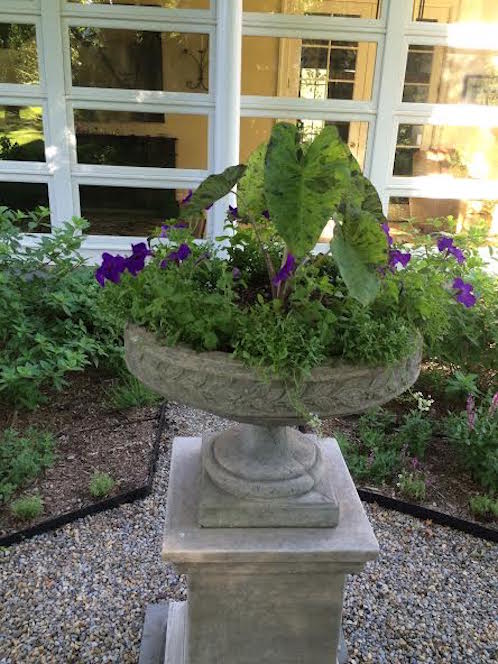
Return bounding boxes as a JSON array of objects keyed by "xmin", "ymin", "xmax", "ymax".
[{"xmin": 1, "ymin": 405, "xmax": 497, "ymax": 664}]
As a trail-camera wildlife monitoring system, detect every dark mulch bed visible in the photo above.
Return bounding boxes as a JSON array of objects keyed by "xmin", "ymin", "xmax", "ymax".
[
  {"xmin": 0, "ymin": 370, "xmax": 161, "ymax": 538},
  {"xmin": 322, "ymin": 415, "xmax": 498, "ymax": 532}
]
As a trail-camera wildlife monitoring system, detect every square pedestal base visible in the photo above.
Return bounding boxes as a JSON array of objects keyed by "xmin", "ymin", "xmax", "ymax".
[{"xmin": 138, "ymin": 602, "xmax": 348, "ymax": 664}]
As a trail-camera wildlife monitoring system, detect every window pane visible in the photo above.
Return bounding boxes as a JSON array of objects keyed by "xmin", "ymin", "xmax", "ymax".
[
  {"xmin": 403, "ymin": 45, "xmax": 498, "ymax": 105},
  {"xmin": 242, "ymin": 36, "xmax": 376, "ymax": 100},
  {"xmin": 388, "ymin": 197, "xmax": 498, "ymax": 238},
  {"xmin": 0, "ymin": 182, "xmax": 50, "ymax": 231},
  {"xmin": 70, "ymin": 28, "xmax": 209, "ymax": 92},
  {"xmin": 69, "ymin": 0, "xmax": 209, "ymax": 6},
  {"xmin": 0, "ymin": 106, "xmax": 44, "ymax": 162},
  {"xmin": 394, "ymin": 124, "xmax": 498, "ymax": 180},
  {"xmin": 0, "ymin": 23, "xmax": 38, "ymax": 84},
  {"xmin": 74, "ymin": 110, "xmax": 208, "ymax": 169},
  {"xmin": 240, "ymin": 116, "xmax": 369, "ymax": 169},
  {"xmin": 243, "ymin": 0, "xmax": 381, "ymax": 18},
  {"xmin": 413, "ymin": 0, "xmax": 498, "ymax": 24},
  {"xmin": 80, "ymin": 185, "xmax": 205, "ymax": 236}
]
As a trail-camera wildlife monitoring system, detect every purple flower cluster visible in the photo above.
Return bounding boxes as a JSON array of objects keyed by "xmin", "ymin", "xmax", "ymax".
[
  {"xmin": 437, "ymin": 237, "xmax": 465, "ymax": 264},
  {"xmin": 466, "ymin": 394, "xmax": 476, "ymax": 430},
  {"xmin": 228, "ymin": 205, "xmax": 239, "ymax": 219},
  {"xmin": 489, "ymin": 393, "xmax": 498, "ymax": 416},
  {"xmin": 160, "ymin": 242, "xmax": 192, "ymax": 268},
  {"xmin": 95, "ymin": 242, "xmax": 152, "ymax": 286},
  {"xmin": 452, "ymin": 277, "xmax": 476, "ymax": 309},
  {"xmin": 389, "ymin": 249, "xmax": 411, "ymax": 270},
  {"xmin": 272, "ymin": 254, "xmax": 296, "ymax": 286}
]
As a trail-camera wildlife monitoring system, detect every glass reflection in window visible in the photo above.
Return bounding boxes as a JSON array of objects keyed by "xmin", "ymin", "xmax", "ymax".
[
  {"xmin": 0, "ymin": 23, "xmax": 38, "ymax": 84},
  {"xmin": 413, "ymin": 0, "xmax": 498, "ymax": 24},
  {"xmin": 243, "ymin": 1, "xmax": 380, "ymax": 18},
  {"xmin": 242, "ymin": 36, "xmax": 376, "ymax": 101},
  {"xmin": 69, "ymin": 0, "xmax": 209, "ymax": 6},
  {"xmin": 70, "ymin": 27, "xmax": 209, "ymax": 92},
  {"xmin": 0, "ymin": 106, "xmax": 44, "ymax": 162},
  {"xmin": 0, "ymin": 182, "xmax": 50, "ymax": 230},
  {"xmin": 74, "ymin": 110, "xmax": 208, "ymax": 169}
]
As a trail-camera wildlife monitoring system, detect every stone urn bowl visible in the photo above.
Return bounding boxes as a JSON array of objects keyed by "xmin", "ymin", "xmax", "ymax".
[{"xmin": 125, "ymin": 323, "xmax": 422, "ymax": 527}]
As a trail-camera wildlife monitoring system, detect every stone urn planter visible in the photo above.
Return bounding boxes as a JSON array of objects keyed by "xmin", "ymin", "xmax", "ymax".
[{"xmin": 126, "ymin": 324, "xmax": 422, "ymax": 664}]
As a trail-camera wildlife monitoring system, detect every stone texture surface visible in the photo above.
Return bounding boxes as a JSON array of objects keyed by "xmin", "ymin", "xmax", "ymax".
[
  {"xmin": 125, "ymin": 324, "xmax": 422, "ymax": 426},
  {"xmin": 162, "ymin": 436, "xmax": 378, "ymax": 664},
  {"xmin": 199, "ymin": 426, "xmax": 340, "ymax": 527}
]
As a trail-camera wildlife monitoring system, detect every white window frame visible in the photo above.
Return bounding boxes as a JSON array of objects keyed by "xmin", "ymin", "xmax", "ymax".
[{"xmin": 1, "ymin": 0, "xmax": 497, "ymax": 261}]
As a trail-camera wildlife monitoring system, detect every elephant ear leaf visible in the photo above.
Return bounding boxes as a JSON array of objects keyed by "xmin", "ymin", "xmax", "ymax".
[
  {"xmin": 331, "ymin": 229, "xmax": 380, "ymax": 306},
  {"xmin": 238, "ymin": 142, "xmax": 267, "ymax": 218},
  {"xmin": 179, "ymin": 165, "xmax": 247, "ymax": 219},
  {"xmin": 264, "ymin": 123, "xmax": 351, "ymax": 257}
]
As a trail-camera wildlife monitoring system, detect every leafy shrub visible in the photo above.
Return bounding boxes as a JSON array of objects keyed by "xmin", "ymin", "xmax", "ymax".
[
  {"xmin": 11, "ymin": 495, "xmax": 43, "ymax": 520},
  {"xmin": 397, "ymin": 471, "xmax": 427, "ymax": 501},
  {"xmin": 445, "ymin": 371, "xmax": 480, "ymax": 400},
  {"xmin": 89, "ymin": 472, "xmax": 115, "ymax": 498},
  {"xmin": 469, "ymin": 495, "xmax": 498, "ymax": 520},
  {"xmin": 106, "ymin": 372, "xmax": 162, "ymax": 410},
  {"xmin": 443, "ymin": 393, "xmax": 498, "ymax": 491},
  {"xmin": 0, "ymin": 208, "xmax": 122, "ymax": 409},
  {"xmin": 397, "ymin": 411, "xmax": 432, "ymax": 460},
  {"xmin": 0, "ymin": 428, "xmax": 54, "ymax": 503}
]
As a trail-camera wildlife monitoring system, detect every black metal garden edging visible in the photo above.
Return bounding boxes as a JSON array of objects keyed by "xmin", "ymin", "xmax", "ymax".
[
  {"xmin": 358, "ymin": 487, "xmax": 498, "ymax": 544},
  {"xmin": 0, "ymin": 402, "xmax": 169, "ymax": 549}
]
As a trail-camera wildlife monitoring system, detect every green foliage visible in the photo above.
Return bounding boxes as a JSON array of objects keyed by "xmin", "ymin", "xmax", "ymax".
[
  {"xmin": 264, "ymin": 124, "xmax": 350, "ymax": 257},
  {"xmin": 397, "ymin": 471, "xmax": 427, "ymax": 501},
  {"xmin": 330, "ymin": 232, "xmax": 380, "ymax": 306},
  {"xmin": 106, "ymin": 372, "xmax": 162, "ymax": 410},
  {"xmin": 179, "ymin": 165, "xmax": 246, "ymax": 219},
  {"xmin": 397, "ymin": 411, "xmax": 432, "ymax": 459},
  {"xmin": 0, "ymin": 428, "xmax": 55, "ymax": 503},
  {"xmin": 445, "ymin": 371, "xmax": 480, "ymax": 400},
  {"xmin": 10, "ymin": 495, "xmax": 43, "ymax": 521},
  {"xmin": 0, "ymin": 208, "xmax": 122, "ymax": 409},
  {"xmin": 234, "ymin": 299, "xmax": 331, "ymax": 386},
  {"xmin": 89, "ymin": 472, "xmax": 115, "ymax": 499},
  {"xmin": 469, "ymin": 494, "xmax": 498, "ymax": 520},
  {"xmin": 238, "ymin": 143, "xmax": 267, "ymax": 218},
  {"xmin": 443, "ymin": 394, "xmax": 498, "ymax": 491}
]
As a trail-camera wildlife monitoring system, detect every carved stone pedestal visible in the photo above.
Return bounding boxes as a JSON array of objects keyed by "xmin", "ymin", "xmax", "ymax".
[{"xmin": 150, "ymin": 435, "xmax": 378, "ymax": 664}]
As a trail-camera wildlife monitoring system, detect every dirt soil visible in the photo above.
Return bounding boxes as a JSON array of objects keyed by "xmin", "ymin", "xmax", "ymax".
[
  {"xmin": 321, "ymin": 415, "xmax": 498, "ymax": 531},
  {"xmin": 0, "ymin": 370, "xmax": 161, "ymax": 538}
]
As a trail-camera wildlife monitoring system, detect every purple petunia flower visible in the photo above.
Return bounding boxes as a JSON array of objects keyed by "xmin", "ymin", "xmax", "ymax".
[
  {"xmin": 262, "ymin": 209, "xmax": 270, "ymax": 220},
  {"xmin": 382, "ymin": 223, "xmax": 394, "ymax": 247},
  {"xmin": 452, "ymin": 277, "xmax": 477, "ymax": 308},
  {"xmin": 95, "ymin": 252, "xmax": 128, "ymax": 286},
  {"xmin": 232, "ymin": 267, "xmax": 241, "ymax": 280},
  {"xmin": 126, "ymin": 242, "xmax": 153, "ymax": 276},
  {"xmin": 160, "ymin": 242, "xmax": 192, "ymax": 268},
  {"xmin": 272, "ymin": 253, "xmax": 296, "ymax": 286},
  {"xmin": 389, "ymin": 249, "xmax": 411, "ymax": 270},
  {"xmin": 228, "ymin": 205, "xmax": 239, "ymax": 218},
  {"xmin": 437, "ymin": 236, "xmax": 465, "ymax": 264},
  {"xmin": 160, "ymin": 221, "xmax": 188, "ymax": 238}
]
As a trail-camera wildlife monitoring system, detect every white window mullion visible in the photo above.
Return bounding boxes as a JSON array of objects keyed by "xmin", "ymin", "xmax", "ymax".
[
  {"xmin": 40, "ymin": 0, "xmax": 74, "ymax": 226},
  {"xmin": 210, "ymin": 0, "xmax": 242, "ymax": 240},
  {"xmin": 369, "ymin": 0, "xmax": 412, "ymax": 213}
]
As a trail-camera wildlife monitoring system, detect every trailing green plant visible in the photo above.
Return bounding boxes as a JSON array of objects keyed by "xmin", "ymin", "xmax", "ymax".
[
  {"xmin": 106, "ymin": 372, "xmax": 162, "ymax": 410},
  {"xmin": 10, "ymin": 495, "xmax": 43, "ymax": 521},
  {"xmin": 443, "ymin": 392, "xmax": 498, "ymax": 491},
  {"xmin": 89, "ymin": 472, "xmax": 115, "ymax": 498},
  {"xmin": 397, "ymin": 470, "xmax": 427, "ymax": 502},
  {"xmin": 397, "ymin": 411, "xmax": 432, "ymax": 460},
  {"xmin": 0, "ymin": 427, "xmax": 55, "ymax": 503},
  {"xmin": 469, "ymin": 494, "xmax": 498, "ymax": 520},
  {"xmin": 0, "ymin": 208, "xmax": 123, "ymax": 409}
]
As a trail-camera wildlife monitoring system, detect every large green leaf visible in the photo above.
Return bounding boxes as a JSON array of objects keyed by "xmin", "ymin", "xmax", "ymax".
[
  {"xmin": 331, "ymin": 230, "xmax": 380, "ymax": 306},
  {"xmin": 345, "ymin": 155, "xmax": 385, "ymax": 220},
  {"xmin": 179, "ymin": 165, "xmax": 247, "ymax": 219},
  {"xmin": 264, "ymin": 123, "xmax": 351, "ymax": 257},
  {"xmin": 238, "ymin": 142, "xmax": 267, "ymax": 218}
]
